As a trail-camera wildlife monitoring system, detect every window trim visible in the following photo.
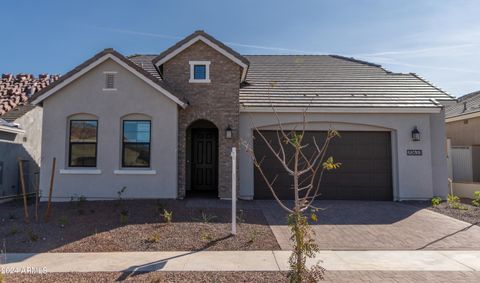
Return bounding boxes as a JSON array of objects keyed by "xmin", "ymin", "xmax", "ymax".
[
  {"xmin": 121, "ymin": 120, "xmax": 152, "ymax": 168},
  {"xmin": 68, "ymin": 119, "xmax": 98, "ymax": 168},
  {"xmin": 189, "ymin": 61, "xmax": 211, "ymax": 83}
]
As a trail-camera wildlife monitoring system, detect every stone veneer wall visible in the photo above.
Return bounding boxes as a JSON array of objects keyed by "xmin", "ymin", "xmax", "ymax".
[{"xmin": 162, "ymin": 41, "xmax": 242, "ymax": 199}]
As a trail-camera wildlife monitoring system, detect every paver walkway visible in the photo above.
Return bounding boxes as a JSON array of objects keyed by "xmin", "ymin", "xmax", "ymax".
[
  {"xmin": 259, "ymin": 200, "xmax": 480, "ymax": 250},
  {"xmin": 2, "ymin": 251, "xmax": 480, "ymax": 272}
]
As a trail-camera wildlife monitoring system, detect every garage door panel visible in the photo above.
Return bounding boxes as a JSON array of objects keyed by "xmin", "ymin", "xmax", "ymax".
[{"xmin": 254, "ymin": 131, "xmax": 392, "ymax": 200}]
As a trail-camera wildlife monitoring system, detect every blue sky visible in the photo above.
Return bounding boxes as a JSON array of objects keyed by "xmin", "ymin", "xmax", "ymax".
[{"xmin": 1, "ymin": 0, "xmax": 479, "ymax": 97}]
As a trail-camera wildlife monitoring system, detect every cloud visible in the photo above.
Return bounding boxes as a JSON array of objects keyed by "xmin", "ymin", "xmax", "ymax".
[{"xmin": 86, "ymin": 25, "xmax": 324, "ymax": 54}]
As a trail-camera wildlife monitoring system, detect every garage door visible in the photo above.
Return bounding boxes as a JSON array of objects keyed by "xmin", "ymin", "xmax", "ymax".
[{"xmin": 253, "ymin": 131, "xmax": 392, "ymax": 200}]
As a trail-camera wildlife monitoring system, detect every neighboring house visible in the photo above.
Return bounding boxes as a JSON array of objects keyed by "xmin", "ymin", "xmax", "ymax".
[
  {"xmin": 445, "ymin": 91, "xmax": 480, "ymax": 184},
  {"xmin": 30, "ymin": 30, "xmax": 454, "ymax": 202},
  {"xmin": 445, "ymin": 90, "xmax": 480, "ymax": 146},
  {"xmin": 0, "ymin": 74, "xmax": 59, "ymax": 199}
]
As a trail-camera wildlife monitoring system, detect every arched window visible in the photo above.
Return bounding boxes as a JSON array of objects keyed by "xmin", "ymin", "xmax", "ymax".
[
  {"xmin": 68, "ymin": 114, "xmax": 98, "ymax": 167},
  {"xmin": 121, "ymin": 114, "xmax": 151, "ymax": 168}
]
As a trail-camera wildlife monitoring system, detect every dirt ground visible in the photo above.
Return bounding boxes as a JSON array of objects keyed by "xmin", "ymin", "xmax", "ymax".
[
  {"xmin": 4, "ymin": 271, "xmax": 480, "ymax": 283},
  {"xmin": 0, "ymin": 199, "xmax": 279, "ymax": 252}
]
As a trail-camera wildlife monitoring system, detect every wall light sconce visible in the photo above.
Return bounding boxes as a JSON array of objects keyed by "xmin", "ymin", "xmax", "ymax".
[
  {"xmin": 225, "ymin": 125, "xmax": 233, "ymax": 139},
  {"xmin": 412, "ymin": 126, "xmax": 420, "ymax": 141}
]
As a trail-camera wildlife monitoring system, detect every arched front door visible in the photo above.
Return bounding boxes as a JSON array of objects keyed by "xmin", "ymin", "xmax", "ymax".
[{"xmin": 187, "ymin": 120, "xmax": 218, "ymax": 195}]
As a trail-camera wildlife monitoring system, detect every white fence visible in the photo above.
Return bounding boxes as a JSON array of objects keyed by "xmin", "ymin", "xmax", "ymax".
[{"xmin": 451, "ymin": 146, "xmax": 474, "ymax": 182}]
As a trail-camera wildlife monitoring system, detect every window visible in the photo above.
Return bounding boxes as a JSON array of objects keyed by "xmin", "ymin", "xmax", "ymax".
[
  {"xmin": 103, "ymin": 71, "xmax": 117, "ymax": 90},
  {"xmin": 69, "ymin": 120, "xmax": 98, "ymax": 167},
  {"xmin": 122, "ymin": 120, "xmax": 151, "ymax": 167},
  {"xmin": 189, "ymin": 61, "xmax": 210, "ymax": 83},
  {"xmin": 194, "ymin": 65, "xmax": 206, "ymax": 80}
]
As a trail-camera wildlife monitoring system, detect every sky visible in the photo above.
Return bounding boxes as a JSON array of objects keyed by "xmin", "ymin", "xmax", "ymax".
[{"xmin": 0, "ymin": 0, "xmax": 479, "ymax": 97}]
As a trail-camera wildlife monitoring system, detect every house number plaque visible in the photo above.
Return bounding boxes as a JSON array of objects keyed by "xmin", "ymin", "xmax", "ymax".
[{"xmin": 407, "ymin": 149, "xmax": 422, "ymax": 156}]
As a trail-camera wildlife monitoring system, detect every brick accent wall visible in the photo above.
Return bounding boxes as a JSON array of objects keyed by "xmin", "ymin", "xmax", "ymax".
[{"xmin": 163, "ymin": 41, "xmax": 242, "ymax": 199}]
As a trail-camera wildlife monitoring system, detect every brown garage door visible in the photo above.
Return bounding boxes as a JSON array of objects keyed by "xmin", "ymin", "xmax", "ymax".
[{"xmin": 253, "ymin": 131, "xmax": 392, "ymax": 200}]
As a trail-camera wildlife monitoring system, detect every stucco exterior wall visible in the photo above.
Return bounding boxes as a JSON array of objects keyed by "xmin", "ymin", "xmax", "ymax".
[
  {"xmin": 239, "ymin": 111, "xmax": 448, "ymax": 200},
  {"xmin": 446, "ymin": 116, "xmax": 480, "ymax": 146},
  {"xmin": 0, "ymin": 106, "xmax": 42, "ymax": 198},
  {"xmin": 162, "ymin": 41, "xmax": 241, "ymax": 199},
  {"xmin": 39, "ymin": 59, "xmax": 179, "ymax": 201}
]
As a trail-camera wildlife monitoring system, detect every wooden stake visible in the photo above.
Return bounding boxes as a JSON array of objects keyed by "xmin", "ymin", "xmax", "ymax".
[
  {"xmin": 45, "ymin": 157, "xmax": 56, "ymax": 222},
  {"xmin": 17, "ymin": 158, "xmax": 29, "ymax": 223}
]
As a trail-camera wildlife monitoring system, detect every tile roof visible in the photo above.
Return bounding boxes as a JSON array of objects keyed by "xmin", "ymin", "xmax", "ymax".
[
  {"xmin": 445, "ymin": 90, "xmax": 480, "ymax": 119},
  {"xmin": 239, "ymin": 55, "xmax": 454, "ymax": 109},
  {"xmin": 129, "ymin": 54, "xmax": 453, "ymax": 109},
  {"xmin": 0, "ymin": 73, "xmax": 59, "ymax": 120},
  {"xmin": 128, "ymin": 55, "xmax": 160, "ymax": 79}
]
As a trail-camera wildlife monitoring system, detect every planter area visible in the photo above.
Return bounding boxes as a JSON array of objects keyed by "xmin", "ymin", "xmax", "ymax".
[{"xmin": 0, "ymin": 199, "xmax": 280, "ymax": 252}]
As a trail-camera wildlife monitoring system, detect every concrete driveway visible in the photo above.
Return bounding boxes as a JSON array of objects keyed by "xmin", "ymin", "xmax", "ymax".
[{"xmin": 259, "ymin": 200, "xmax": 480, "ymax": 250}]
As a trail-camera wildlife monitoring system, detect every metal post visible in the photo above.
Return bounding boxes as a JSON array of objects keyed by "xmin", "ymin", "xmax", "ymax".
[{"xmin": 231, "ymin": 147, "xmax": 237, "ymax": 235}]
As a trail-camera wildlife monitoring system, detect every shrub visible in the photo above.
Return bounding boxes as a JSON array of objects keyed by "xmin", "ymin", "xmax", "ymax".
[
  {"xmin": 194, "ymin": 210, "xmax": 217, "ymax": 224},
  {"xmin": 145, "ymin": 233, "xmax": 161, "ymax": 244},
  {"xmin": 472, "ymin": 191, "xmax": 480, "ymax": 207},
  {"xmin": 236, "ymin": 209, "xmax": 246, "ymax": 224},
  {"xmin": 161, "ymin": 209, "xmax": 173, "ymax": 224},
  {"xmin": 431, "ymin": 197, "xmax": 442, "ymax": 207},
  {"xmin": 200, "ymin": 230, "xmax": 213, "ymax": 242},
  {"xmin": 247, "ymin": 231, "xmax": 258, "ymax": 244},
  {"xmin": 447, "ymin": 194, "xmax": 468, "ymax": 210}
]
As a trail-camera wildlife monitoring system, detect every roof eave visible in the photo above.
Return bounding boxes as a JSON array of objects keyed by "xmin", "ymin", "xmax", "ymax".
[
  {"xmin": 31, "ymin": 50, "xmax": 187, "ymax": 109},
  {"xmin": 152, "ymin": 31, "xmax": 249, "ymax": 82},
  {"xmin": 240, "ymin": 106, "xmax": 443, "ymax": 114}
]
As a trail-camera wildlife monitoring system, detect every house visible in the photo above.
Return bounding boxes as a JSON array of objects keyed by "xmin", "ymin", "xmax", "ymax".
[
  {"xmin": 30, "ymin": 30, "xmax": 454, "ymax": 201},
  {"xmin": 445, "ymin": 90, "xmax": 480, "ymax": 146},
  {"xmin": 0, "ymin": 73, "xmax": 59, "ymax": 199},
  {"xmin": 445, "ymin": 91, "xmax": 480, "ymax": 186}
]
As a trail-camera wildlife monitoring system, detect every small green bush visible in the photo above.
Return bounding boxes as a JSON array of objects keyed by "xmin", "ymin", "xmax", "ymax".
[
  {"xmin": 194, "ymin": 210, "xmax": 217, "ymax": 224},
  {"xmin": 447, "ymin": 194, "xmax": 468, "ymax": 210},
  {"xmin": 145, "ymin": 233, "xmax": 161, "ymax": 244},
  {"xmin": 200, "ymin": 230, "xmax": 213, "ymax": 242},
  {"xmin": 162, "ymin": 209, "xmax": 173, "ymax": 224},
  {"xmin": 472, "ymin": 191, "xmax": 480, "ymax": 207},
  {"xmin": 431, "ymin": 197, "xmax": 442, "ymax": 207}
]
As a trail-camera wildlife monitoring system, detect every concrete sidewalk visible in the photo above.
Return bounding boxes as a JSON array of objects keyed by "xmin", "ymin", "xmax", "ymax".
[{"xmin": 2, "ymin": 251, "xmax": 480, "ymax": 273}]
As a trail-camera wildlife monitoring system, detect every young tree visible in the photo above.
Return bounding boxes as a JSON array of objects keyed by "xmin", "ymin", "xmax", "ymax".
[{"xmin": 243, "ymin": 107, "xmax": 340, "ymax": 282}]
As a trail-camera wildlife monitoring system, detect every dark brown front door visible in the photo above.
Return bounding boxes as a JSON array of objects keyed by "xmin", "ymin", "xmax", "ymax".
[
  {"xmin": 191, "ymin": 129, "xmax": 218, "ymax": 191},
  {"xmin": 253, "ymin": 131, "xmax": 392, "ymax": 200}
]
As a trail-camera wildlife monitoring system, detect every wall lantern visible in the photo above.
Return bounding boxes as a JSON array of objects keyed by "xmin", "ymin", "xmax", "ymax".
[
  {"xmin": 225, "ymin": 125, "xmax": 233, "ymax": 139},
  {"xmin": 412, "ymin": 126, "xmax": 420, "ymax": 141}
]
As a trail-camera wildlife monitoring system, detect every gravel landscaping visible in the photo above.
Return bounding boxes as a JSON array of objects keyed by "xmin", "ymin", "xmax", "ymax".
[
  {"xmin": 0, "ymin": 199, "xmax": 279, "ymax": 252},
  {"xmin": 407, "ymin": 199, "xmax": 480, "ymax": 226},
  {"xmin": 4, "ymin": 271, "xmax": 480, "ymax": 282}
]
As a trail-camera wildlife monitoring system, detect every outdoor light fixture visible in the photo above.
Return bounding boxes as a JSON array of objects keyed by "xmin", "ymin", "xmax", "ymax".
[
  {"xmin": 225, "ymin": 125, "xmax": 233, "ymax": 139},
  {"xmin": 412, "ymin": 126, "xmax": 420, "ymax": 141}
]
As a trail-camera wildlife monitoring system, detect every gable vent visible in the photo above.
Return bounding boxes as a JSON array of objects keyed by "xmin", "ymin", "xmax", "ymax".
[{"xmin": 103, "ymin": 71, "xmax": 117, "ymax": 91}]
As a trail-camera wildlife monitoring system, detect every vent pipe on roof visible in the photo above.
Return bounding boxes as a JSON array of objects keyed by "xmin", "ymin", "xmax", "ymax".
[{"xmin": 463, "ymin": 102, "xmax": 467, "ymax": 112}]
